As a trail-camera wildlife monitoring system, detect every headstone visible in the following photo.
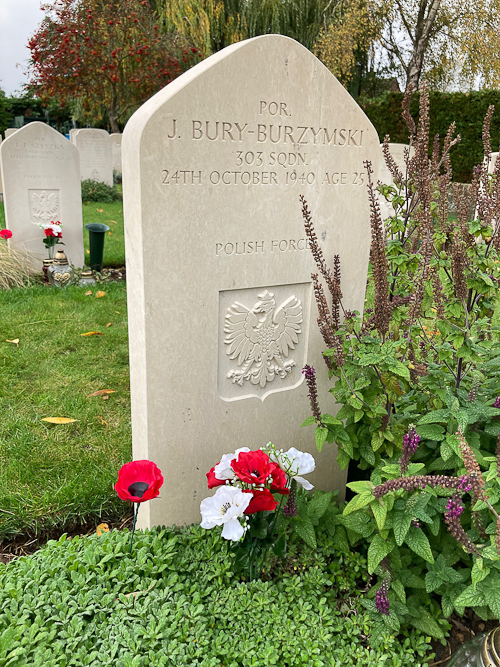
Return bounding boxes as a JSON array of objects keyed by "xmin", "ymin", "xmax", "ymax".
[
  {"xmin": 0, "ymin": 122, "xmax": 84, "ymax": 267},
  {"xmin": 5, "ymin": 128, "xmax": 18, "ymax": 138},
  {"xmin": 487, "ymin": 152, "xmax": 499, "ymax": 173},
  {"xmin": 0, "ymin": 137, "xmax": 3, "ymax": 200},
  {"xmin": 123, "ymin": 35, "xmax": 380, "ymax": 530},
  {"xmin": 72, "ymin": 129, "xmax": 113, "ymax": 186},
  {"xmin": 69, "ymin": 129, "xmax": 79, "ymax": 143},
  {"xmin": 110, "ymin": 133, "xmax": 122, "ymax": 175},
  {"xmin": 377, "ymin": 142, "xmax": 414, "ymax": 222}
]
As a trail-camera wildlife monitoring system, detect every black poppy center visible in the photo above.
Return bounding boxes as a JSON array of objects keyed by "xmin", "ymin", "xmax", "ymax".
[{"xmin": 128, "ymin": 481, "xmax": 149, "ymax": 498}]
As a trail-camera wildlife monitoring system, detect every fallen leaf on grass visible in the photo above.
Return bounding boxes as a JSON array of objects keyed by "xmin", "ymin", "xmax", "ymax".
[
  {"xmin": 96, "ymin": 523, "xmax": 109, "ymax": 536},
  {"xmin": 42, "ymin": 417, "xmax": 78, "ymax": 424},
  {"xmin": 108, "ymin": 231, "xmax": 112, "ymax": 236},
  {"xmin": 109, "ymin": 220, "xmax": 117, "ymax": 225},
  {"xmin": 5, "ymin": 338, "xmax": 19, "ymax": 346},
  {"xmin": 103, "ymin": 395, "xmax": 109, "ymax": 400},
  {"xmin": 97, "ymin": 415, "xmax": 108, "ymax": 428},
  {"xmin": 87, "ymin": 389, "xmax": 116, "ymax": 397},
  {"xmin": 114, "ymin": 311, "xmax": 120, "ymax": 314},
  {"xmin": 106, "ymin": 323, "xmax": 113, "ymax": 328},
  {"xmin": 86, "ymin": 250, "xmax": 90, "ymax": 254},
  {"xmin": 81, "ymin": 331, "xmax": 103, "ymax": 336},
  {"xmin": 96, "ymin": 208, "xmax": 104, "ymax": 213},
  {"xmin": 85, "ymin": 290, "xmax": 92, "ymax": 296},
  {"xmin": 95, "ymin": 291, "xmax": 106, "ymax": 298}
]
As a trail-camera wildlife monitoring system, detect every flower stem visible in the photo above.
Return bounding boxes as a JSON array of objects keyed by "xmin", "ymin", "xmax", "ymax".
[{"xmin": 129, "ymin": 503, "xmax": 140, "ymax": 554}]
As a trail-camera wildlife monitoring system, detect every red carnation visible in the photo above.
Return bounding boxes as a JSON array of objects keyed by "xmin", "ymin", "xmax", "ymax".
[
  {"xmin": 244, "ymin": 488, "xmax": 278, "ymax": 514},
  {"xmin": 207, "ymin": 465, "xmax": 226, "ymax": 489},
  {"xmin": 0, "ymin": 229, "xmax": 12, "ymax": 240},
  {"xmin": 115, "ymin": 460, "xmax": 163, "ymax": 502}
]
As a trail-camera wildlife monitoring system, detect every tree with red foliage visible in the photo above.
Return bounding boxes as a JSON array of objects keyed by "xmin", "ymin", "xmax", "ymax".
[{"xmin": 27, "ymin": 0, "xmax": 200, "ymax": 132}]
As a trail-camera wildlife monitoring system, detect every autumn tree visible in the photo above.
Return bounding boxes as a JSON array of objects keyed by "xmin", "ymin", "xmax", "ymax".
[
  {"xmin": 27, "ymin": 0, "xmax": 200, "ymax": 131},
  {"xmin": 457, "ymin": 0, "xmax": 500, "ymax": 89}
]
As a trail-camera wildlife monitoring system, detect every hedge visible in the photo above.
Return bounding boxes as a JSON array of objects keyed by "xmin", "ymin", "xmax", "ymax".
[{"xmin": 360, "ymin": 90, "xmax": 500, "ymax": 183}]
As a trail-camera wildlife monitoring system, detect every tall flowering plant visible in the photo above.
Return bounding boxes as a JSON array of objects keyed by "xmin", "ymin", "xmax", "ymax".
[
  {"xmin": 38, "ymin": 220, "xmax": 63, "ymax": 259},
  {"xmin": 200, "ymin": 444, "xmax": 315, "ymax": 579}
]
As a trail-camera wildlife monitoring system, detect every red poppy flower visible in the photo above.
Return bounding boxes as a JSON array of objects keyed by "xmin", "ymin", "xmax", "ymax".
[
  {"xmin": 207, "ymin": 465, "xmax": 226, "ymax": 489},
  {"xmin": 115, "ymin": 460, "xmax": 163, "ymax": 502},
  {"xmin": 270, "ymin": 465, "xmax": 289, "ymax": 495},
  {"xmin": 244, "ymin": 488, "xmax": 278, "ymax": 514},
  {"xmin": 0, "ymin": 229, "xmax": 12, "ymax": 240},
  {"xmin": 232, "ymin": 449, "xmax": 275, "ymax": 486}
]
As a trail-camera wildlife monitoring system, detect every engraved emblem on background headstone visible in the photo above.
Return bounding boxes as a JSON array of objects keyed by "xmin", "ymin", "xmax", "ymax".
[
  {"xmin": 224, "ymin": 290, "xmax": 302, "ymax": 388},
  {"xmin": 91, "ymin": 169, "xmax": 100, "ymax": 180},
  {"xmin": 29, "ymin": 189, "xmax": 60, "ymax": 223}
]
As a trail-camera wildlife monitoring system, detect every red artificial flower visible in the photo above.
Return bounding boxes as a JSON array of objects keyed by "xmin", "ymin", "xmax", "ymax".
[
  {"xmin": 44, "ymin": 228, "xmax": 55, "ymax": 237},
  {"xmin": 115, "ymin": 460, "xmax": 163, "ymax": 502},
  {"xmin": 0, "ymin": 229, "xmax": 12, "ymax": 240},
  {"xmin": 270, "ymin": 465, "xmax": 289, "ymax": 495},
  {"xmin": 244, "ymin": 488, "xmax": 278, "ymax": 514},
  {"xmin": 206, "ymin": 465, "xmax": 226, "ymax": 489},
  {"xmin": 232, "ymin": 449, "xmax": 275, "ymax": 486}
]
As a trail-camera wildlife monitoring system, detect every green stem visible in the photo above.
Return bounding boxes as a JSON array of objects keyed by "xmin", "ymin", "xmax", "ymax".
[{"xmin": 128, "ymin": 503, "xmax": 140, "ymax": 554}]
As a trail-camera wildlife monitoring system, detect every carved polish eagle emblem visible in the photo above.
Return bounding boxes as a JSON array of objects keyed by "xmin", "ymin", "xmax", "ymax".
[
  {"xmin": 30, "ymin": 190, "xmax": 59, "ymax": 222},
  {"xmin": 224, "ymin": 290, "xmax": 303, "ymax": 388}
]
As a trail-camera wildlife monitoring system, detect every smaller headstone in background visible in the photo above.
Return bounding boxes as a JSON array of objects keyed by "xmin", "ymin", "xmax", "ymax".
[
  {"xmin": 110, "ymin": 133, "xmax": 122, "ymax": 176},
  {"xmin": 487, "ymin": 152, "xmax": 499, "ymax": 173},
  {"xmin": 5, "ymin": 128, "xmax": 18, "ymax": 138},
  {"xmin": 0, "ymin": 121, "xmax": 84, "ymax": 267},
  {"xmin": 72, "ymin": 128, "xmax": 113, "ymax": 186},
  {"xmin": 69, "ymin": 129, "xmax": 78, "ymax": 143},
  {"xmin": 377, "ymin": 143, "xmax": 414, "ymax": 222}
]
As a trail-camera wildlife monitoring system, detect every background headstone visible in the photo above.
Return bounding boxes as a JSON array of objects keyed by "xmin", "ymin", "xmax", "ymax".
[
  {"xmin": 123, "ymin": 35, "xmax": 381, "ymax": 530},
  {"xmin": 0, "ymin": 121, "xmax": 84, "ymax": 267},
  {"xmin": 5, "ymin": 128, "xmax": 18, "ymax": 138},
  {"xmin": 69, "ymin": 129, "xmax": 79, "ymax": 143},
  {"xmin": 110, "ymin": 133, "xmax": 122, "ymax": 176},
  {"xmin": 0, "ymin": 137, "xmax": 2, "ymax": 201},
  {"xmin": 72, "ymin": 129, "xmax": 113, "ymax": 186}
]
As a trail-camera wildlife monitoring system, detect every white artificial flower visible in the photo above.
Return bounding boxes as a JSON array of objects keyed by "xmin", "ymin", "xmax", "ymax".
[
  {"xmin": 270, "ymin": 447, "xmax": 315, "ymax": 490},
  {"xmin": 214, "ymin": 447, "xmax": 250, "ymax": 481},
  {"xmin": 50, "ymin": 224, "xmax": 62, "ymax": 235},
  {"xmin": 200, "ymin": 486, "xmax": 251, "ymax": 541}
]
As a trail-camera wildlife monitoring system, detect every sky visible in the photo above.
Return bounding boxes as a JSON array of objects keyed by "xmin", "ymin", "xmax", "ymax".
[{"xmin": 0, "ymin": 0, "xmax": 45, "ymax": 95}]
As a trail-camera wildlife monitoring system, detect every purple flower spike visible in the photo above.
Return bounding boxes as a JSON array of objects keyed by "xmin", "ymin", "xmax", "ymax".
[
  {"xmin": 400, "ymin": 426, "xmax": 421, "ymax": 475},
  {"xmin": 375, "ymin": 581, "xmax": 390, "ymax": 615},
  {"xmin": 494, "ymin": 397, "xmax": 500, "ymax": 409}
]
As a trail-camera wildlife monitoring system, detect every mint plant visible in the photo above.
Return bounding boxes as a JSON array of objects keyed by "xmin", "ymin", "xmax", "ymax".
[{"xmin": 300, "ymin": 84, "xmax": 500, "ymax": 638}]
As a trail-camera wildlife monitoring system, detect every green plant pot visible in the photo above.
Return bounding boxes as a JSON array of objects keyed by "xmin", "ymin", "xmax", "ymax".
[{"xmin": 85, "ymin": 222, "xmax": 110, "ymax": 272}]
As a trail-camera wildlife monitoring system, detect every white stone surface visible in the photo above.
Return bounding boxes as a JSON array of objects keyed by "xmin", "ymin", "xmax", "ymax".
[
  {"xmin": 123, "ymin": 35, "xmax": 381, "ymax": 529},
  {"xmin": 72, "ymin": 128, "xmax": 113, "ymax": 186},
  {"xmin": 487, "ymin": 152, "xmax": 499, "ymax": 173},
  {"xmin": 110, "ymin": 133, "xmax": 122, "ymax": 175},
  {"xmin": 378, "ymin": 142, "xmax": 414, "ymax": 222},
  {"xmin": 0, "ymin": 122, "xmax": 84, "ymax": 267},
  {"xmin": 5, "ymin": 128, "xmax": 18, "ymax": 138},
  {"xmin": 0, "ymin": 137, "xmax": 2, "ymax": 197}
]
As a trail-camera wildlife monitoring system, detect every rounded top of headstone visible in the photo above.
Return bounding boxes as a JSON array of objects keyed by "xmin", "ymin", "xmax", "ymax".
[{"xmin": 0, "ymin": 121, "xmax": 76, "ymax": 155}]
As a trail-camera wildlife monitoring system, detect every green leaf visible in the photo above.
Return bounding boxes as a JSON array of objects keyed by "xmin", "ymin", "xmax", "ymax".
[
  {"xmin": 393, "ymin": 511, "xmax": 412, "ymax": 546},
  {"xmin": 272, "ymin": 534, "xmax": 287, "ymax": 559},
  {"xmin": 385, "ymin": 358, "xmax": 410, "ymax": 381},
  {"xmin": 454, "ymin": 584, "xmax": 486, "ymax": 610},
  {"xmin": 391, "ymin": 579, "xmax": 406, "ymax": 603},
  {"xmin": 482, "ymin": 578, "xmax": 500, "ymax": 617},
  {"xmin": 417, "ymin": 409, "xmax": 451, "ymax": 425},
  {"xmin": 294, "ymin": 517, "xmax": 317, "ymax": 549},
  {"xmin": 371, "ymin": 499, "xmax": 387, "ymax": 531},
  {"xmin": 321, "ymin": 414, "xmax": 342, "ymax": 425},
  {"xmin": 405, "ymin": 527, "xmax": 434, "ymax": 563},
  {"xmin": 300, "ymin": 416, "xmax": 316, "ymax": 427},
  {"xmin": 426, "ymin": 571, "xmax": 445, "ymax": 593},
  {"xmin": 343, "ymin": 490, "xmax": 374, "ymax": 515},
  {"xmin": 410, "ymin": 614, "xmax": 445, "ymax": 639},
  {"xmin": 415, "ymin": 424, "xmax": 446, "ymax": 441},
  {"xmin": 307, "ymin": 492, "xmax": 333, "ymax": 523},
  {"xmin": 332, "ymin": 525, "xmax": 349, "ymax": 551},
  {"xmin": 471, "ymin": 560, "xmax": 490, "ymax": 590},
  {"xmin": 367, "ymin": 534, "xmax": 395, "ymax": 574},
  {"xmin": 315, "ymin": 427, "xmax": 328, "ymax": 452},
  {"xmin": 346, "ymin": 481, "xmax": 374, "ymax": 494}
]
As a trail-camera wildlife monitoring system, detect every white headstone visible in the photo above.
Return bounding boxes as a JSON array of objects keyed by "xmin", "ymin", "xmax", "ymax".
[
  {"xmin": 0, "ymin": 122, "xmax": 84, "ymax": 267},
  {"xmin": 72, "ymin": 128, "xmax": 113, "ymax": 186},
  {"xmin": 69, "ymin": 128, "xmax": 79, "ymax": 143},
  {"xmin": 0, "ymin": 137, "xmax": 2, "ymax": 198},
  {"xmin": 487, "ymin": 152, "xmax": 499, "ymax": 173},
  {"xmin": 123, "ymin": 35, "xmax": 380, "ymax": 529},
  {"xmin": 110, "ymin": 133, "xmax": 122, "ymax": 175},
  {"xmin": 5, "ymin": 128, "xmax": 18, "ymax": 138}
]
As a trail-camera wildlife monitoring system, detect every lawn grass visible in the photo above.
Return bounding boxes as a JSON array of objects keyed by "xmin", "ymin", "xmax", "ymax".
[
  {"xmin": 0, "ymin": 200, "xmax": 125, "ymax": 268},
  {"xmin": 0, "ymin": 281, "xmax": 132, "ymax": 541}
]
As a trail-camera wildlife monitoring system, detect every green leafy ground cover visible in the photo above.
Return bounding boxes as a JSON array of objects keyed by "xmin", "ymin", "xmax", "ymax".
[
  {"xmin": 0, "ymin": 524, "xmax": 432, "ymax": 667},
  {"xmin": 0, "ymin": 201, "xmax": 125, "ymax": 268},
  {"xmin": 0, "ymin": 282, "xmax": 131, "ymax": 540}
]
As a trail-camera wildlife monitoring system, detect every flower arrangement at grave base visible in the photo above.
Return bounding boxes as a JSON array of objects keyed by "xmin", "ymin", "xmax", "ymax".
[
  {"xmin": 0, "ymin": 229, "xmax": 12, "ymax": 241},
  {"xmin": 38, "ymin": 220, "xmax": 64, "ymax": 259},
  {"xmin": 298, "ymin": 85, "xmax": 500, "ymax": 642},
  {"xmin": 115, "ymin": 459, "xmax": 163, "ymax": 553},
  {"xmin": 200, "ymin": 443, "xmax": 318, "ymax": 580}
]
